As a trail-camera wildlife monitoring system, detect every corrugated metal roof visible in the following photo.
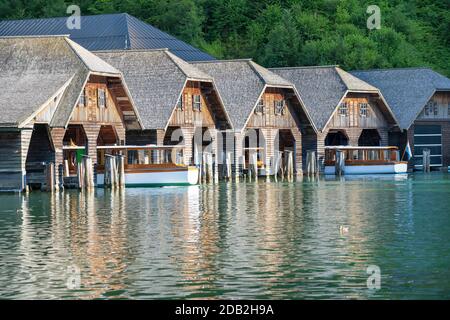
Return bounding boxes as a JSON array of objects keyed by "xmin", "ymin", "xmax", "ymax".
[{"xmin": 0, "ymin": 13, "xmax": 215, "ymax": 62}]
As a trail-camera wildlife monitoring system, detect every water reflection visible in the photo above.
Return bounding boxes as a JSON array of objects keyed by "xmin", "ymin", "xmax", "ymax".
[{"xmin": 0, "ymin": 174, "xmax": 450, "ymax": 299}]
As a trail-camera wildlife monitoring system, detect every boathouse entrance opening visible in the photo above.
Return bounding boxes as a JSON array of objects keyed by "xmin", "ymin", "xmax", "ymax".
[
  {"xmin": 325, "ymin": 130, "xmax": 349, "ymax": 146},
  {"xmin": 244, "ymin": 128, "xmax": 265, "ymax": 171},
  {"xmin": 96, "ymin": 125, "xmax": 120, "ymax": 168},
  {"xmin": 358, "ymin": 129, "xmax": 381, "ymax": 146},
  {"xmin": 97, "ymin": 125, "xmax": 119, "ymax": 146},
  {"xmin": 25, "ymin": 124, "xmax": 54, "ymax": 189},
  {"xmin": 276, "ymin": 129, "xmax": 296, "ymax": 172},
  {"xmin": 62, "ymin": 125, "xmax": 87, "ymax": 175},
  {"xmin": 192, "ymin": 127, "xmax": 214, "ymax": 166}
]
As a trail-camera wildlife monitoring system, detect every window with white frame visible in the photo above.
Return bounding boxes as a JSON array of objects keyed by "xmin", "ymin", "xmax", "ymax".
[
  {"xmin": 339, "ymin": 102, "xmax": 348, "ymax": 117},
  {"xmin": 255, "ymin": 99, "xmax": 265, "ymax": 114},
  {"xmin": 78, "ymin": 89, "xmax": 86, "ymax": 107},
  {"xmin": 98, "ymin": 88, "xmax": 106, "ymax": 108},
  {"xmin": 192, "ymin": 95, "xmax": 201, "ymax": 111},
  {"xmin": 359, "ymin": 103, "xmax": 368, "ymax": 117},
  {"xmin": 274, "ymin": 100, "xmax": 285, "ymax": 115}
]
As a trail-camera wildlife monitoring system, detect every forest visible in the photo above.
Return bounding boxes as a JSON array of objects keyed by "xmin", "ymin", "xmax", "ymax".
[{"xmin": 0, "ymin": 0, "xmax": 449, "ymax": 76}]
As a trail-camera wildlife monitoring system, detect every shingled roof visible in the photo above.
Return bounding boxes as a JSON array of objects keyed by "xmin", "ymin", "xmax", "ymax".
[
  {"xmin": 351, "ymin": 68, "xmax": 450, "ymax": 130},
  {"xmin": 192, "ymin": 59, "xmax": 303, "ymax": 131},
  {"xmin": 97, "ymin": 49, "xmax": 227, "ymax": 130},
  {"xmin": 0, "ymin": 13, "xmax": 215, "ymax": 62},
  {"xmin": 0, "ymin": 36, "xmax": 127, "ymax": 128},
  {"xmin": 270, "ymin": 66, "xmax": 384, "ymax": 131}
]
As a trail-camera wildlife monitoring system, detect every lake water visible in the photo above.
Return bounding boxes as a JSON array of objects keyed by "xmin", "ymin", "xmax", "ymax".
[{"xmin": 0, "ymin": 173, "xmax": 449, "ymax": 300}]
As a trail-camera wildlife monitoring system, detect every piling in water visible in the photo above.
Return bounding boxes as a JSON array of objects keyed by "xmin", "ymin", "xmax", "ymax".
[
  {"xmin": 423, "ymin": 148, "xmax": 431, "ymax": 173},
  {"xmin": 335, "ymin": 150, "xmax": 345, "ymax": 176},
  {"xmin": 41, "ymin": 162, "xmax": 55, "ymax": 192},
  {"xmin": 285, "ymin": 151, "xmax": 294, "ymax": 178},
  {"xmin": 306, "ymin": 150, "xmax": 318, "ymax": 176},
  {"xmin": 83, "ymin": 156, "xmax": 94, "ymax": 190},
  {"xmin": 117, "ymin": 155, "xmax": 125, "ymax": 188}
]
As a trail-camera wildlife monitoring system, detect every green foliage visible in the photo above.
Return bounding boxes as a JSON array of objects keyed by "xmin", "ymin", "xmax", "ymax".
[{"xmin": 0, "ymin": 0, "xmax": 448, "ymax": 76}]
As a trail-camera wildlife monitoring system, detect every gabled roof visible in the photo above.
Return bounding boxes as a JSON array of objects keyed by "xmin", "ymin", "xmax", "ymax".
[
  {"xmin": 0, "ymin": 13, "xmax": 215, "ymax": 62},
  {"xmin": 192, "ymin": 59, "xmax": 298, "ymax": 131},
  {"xmin": 96, "ymin": 49, "xmax": 223, "ymax": 130},
  {"xmin": 0, "ymin": 36, "xmax": 125, "ymax": 128},
  {"xmin": 351, "ymin": 68, "xmax": 450, "ymax": 130},
  {"xmin": 270, "ymin": 66, "xmax": 380, "ymax": 131}
]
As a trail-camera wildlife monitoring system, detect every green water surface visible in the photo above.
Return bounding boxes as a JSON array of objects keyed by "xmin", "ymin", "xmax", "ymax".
[{"xmin": 0, "ymin": 173, "xmax": 449, "ymax": 299}]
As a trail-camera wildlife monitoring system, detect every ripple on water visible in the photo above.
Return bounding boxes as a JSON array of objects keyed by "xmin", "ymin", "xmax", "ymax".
[{"xmin": 0, "ymin": 174, "xmax": 449, "ymax": 299}]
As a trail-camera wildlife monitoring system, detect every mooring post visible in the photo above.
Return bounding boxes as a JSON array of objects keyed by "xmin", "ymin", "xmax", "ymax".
[
  {"xmin": 251, "ymin": 151, "xmax": 258, "ymax": 181},
  {"xmin": 42, "ymin": 162, "xmax": 55, "ymax": 192},
  {"xmin": 63, "ymin": 160, "xmax": 70, "ymax": 178},
  {"xmin": 83, "ymin": 156, "xmax": 94, "ymax": 190},
  {"xmin": 77, "ymin": 162, "xmax": 83, "ymax": 189},
  {"xmin": 306, "ymin": 150, "xmax": 317, "ymax": 176},
  {"xmin": 104, "ymin": 155, "xmax": 112, "ymax": 188},
  {"xmin": 423, "ymin": 148, "xmax": 431, "ymax": 173},
  {"xmin": 335, "ymin": 149, "xmax": 345, "ymax": 176},
  {"xmin": 286, "ymin": 151, "xmax": 294, "ymax": 179},
  {"xmin": 117, "ymin": 154, "xmax": 125, "ymax": 188},
  {"xmin": 58, "ymin": 164, "xmax": 64, "ymax": 191}
]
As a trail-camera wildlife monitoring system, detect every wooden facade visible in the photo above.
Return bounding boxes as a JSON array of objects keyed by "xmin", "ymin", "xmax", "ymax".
[
  {"xmin": 306, "ymin": 92, "xmax": 393, "ymax": 168},
  {"xmin": 127, "ymin": 80, "xmax": 229, "ymax": 178},
  {"xmin": 0, "ymin": 74, "xmax": 136, "ymax": 191},
  {"xmin": 234, "ymin": 87, "xmax": 304, "ymax": 176}
]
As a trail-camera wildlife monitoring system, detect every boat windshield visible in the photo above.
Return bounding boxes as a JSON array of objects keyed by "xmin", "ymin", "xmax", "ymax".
[
  {"xmin": 97, "ymin": 146, "xmax": 184, "ymax": 167},
  {"xmin": 325, "ymin": 147, "xmax": 400, "ymax": 163}
]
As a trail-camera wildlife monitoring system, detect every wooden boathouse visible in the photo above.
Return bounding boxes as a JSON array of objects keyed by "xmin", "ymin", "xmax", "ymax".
[
  {"xmin": 0, "ymin": 36, "xmax": 141, "ymax": 191},
  {"xmin": 96, "ymin": 49, "xmax": 233, "ymax": 180},
  {"xmin": 352, "ymin": 68, "xmax": 450, "ymax": 171},
  {"xmin": 193, "ymin": 59, "xmax": 315, "ymax": 177},
  {"xmin": 271, "ymin": 66, "xmax": 399, "ymax": 169}
]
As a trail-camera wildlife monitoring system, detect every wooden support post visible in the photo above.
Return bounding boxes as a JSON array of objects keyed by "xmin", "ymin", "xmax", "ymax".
[
  {"xmin": 64, "ymin": 160, "xmax": 70, "ymax": 178},
  {"xmin": 77, "ymin": 162, "xmax": 83, "ymax": 189},
  {"xmin": 111, "ymin": 156, "xmax": 118, "ymax": 188},
  {"xmin": 423, "ymin": 148, "xmax": 431, "ymax": 173},
  {"xmin": 104, "ymin": 155, "xmax": 112, "ymax": 188},
  {"xmin": 83, "ymin": 156, "xmax": 94, "ymax": 189},
  {"xmin": 41, "ymin": 162, "xmax": 55, "ymax": 192},
  {"xmin": 285, "ymin": 151, "xmax": 294, "ymax": 178},
  {"xmin": 58, "ymin": 164, "xmax": 64, "ymax": 191},
  {"xmin": 251, "ymin": 151, "xmax": 258, "ymax": 181},
  {"xmin": 117, "ymin": 155, "xmax": 125, "ymax": 188},
  {"xmin": 306, "ymin": 150, "xmax": 317, "ymax": 175},
  {"xmin": 335, "ymin": 149, "xmax": 345, "ymax": 176}
]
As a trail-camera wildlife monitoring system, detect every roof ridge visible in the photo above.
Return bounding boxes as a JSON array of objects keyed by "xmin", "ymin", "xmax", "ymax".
[
  {"xmin": 93, "ymin": 48, "xmax": 169, "ymax": 54},
  {"xmin": 191, "ymin": 58, "xmax": 253, "ymax": 64},
  {"xmin": 247, "ymin": 60, "xmax": 269, "ymax": 85},
  {"xmin": 0, "ymin": 12, "xmax": 126, "ymax": 23},
  {"xmin": 351, "ymin": 67, "xmax": 432, "ymax": 73},
  {"xmin": 270, "ymin": 65, "xmax": 339, "ymax": 70},
  {"xmin": 0, "ymin": 34, "xmax": 70, "ymax": 39}
]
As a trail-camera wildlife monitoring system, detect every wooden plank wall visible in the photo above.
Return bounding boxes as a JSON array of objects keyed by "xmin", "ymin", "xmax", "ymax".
[
  {"xmin": 0, "ymin": 129, "xmax": 32, "ymax": 191},
  {"xmin": 417, "ymin": 92, "xmax": 450, "ymax": 120},
  {"xmin": 168, "ymin": 81, "xmax": 217, "ymax": 128},
  {"xmin": 328, "ymin": 96, "xmax": 388, "ymax": 129}
]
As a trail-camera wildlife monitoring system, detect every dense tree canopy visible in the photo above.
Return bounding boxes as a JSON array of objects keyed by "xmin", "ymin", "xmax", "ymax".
[{"xmin": 0, "ymin": 0, "xmax": 449, "ymax": 76}]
